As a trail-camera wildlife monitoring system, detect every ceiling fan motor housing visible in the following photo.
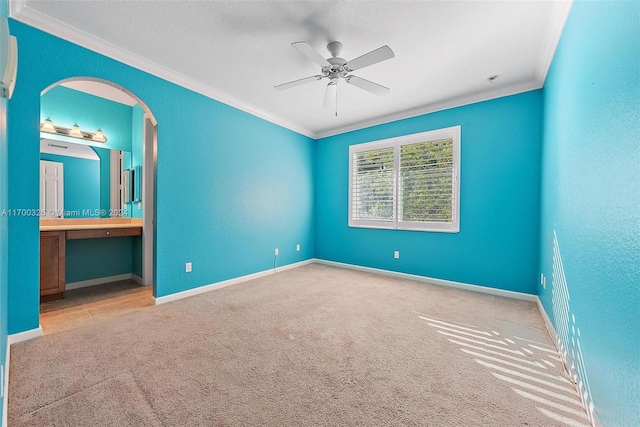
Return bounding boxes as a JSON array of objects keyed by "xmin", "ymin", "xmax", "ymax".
[{"xmin": 325, "ymin": 57, "xmax": 348, "ymax": 80}]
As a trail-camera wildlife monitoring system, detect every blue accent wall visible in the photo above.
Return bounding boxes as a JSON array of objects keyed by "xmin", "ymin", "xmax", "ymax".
[
  {"xmin": 1, "ymin": 4, "xmax": 9, "ymax": 424},
  {"xmin": 40, "ymin": 153, "xmax": 100, "ymax": 218},
  {"xmin": 316, "ymin": 91, "xmax": 543, "ymax": 294},
  {"xmin": 130, "ymin": 104, "xmax": 144, "ymax": 219},
  {"xmin": 65, "ymin": 238, "xmax": 133, "ymax": 283},
  {"xmin": 538, "ymin": 1, "xmax": 640, "ymax": 425},
  {"xmin": 6, "ymin": 20, "xmax": 315, "ymax": 334},
  {"xmin": 95, "ymin": 147, "xmax": 111, "ymax": 215}
]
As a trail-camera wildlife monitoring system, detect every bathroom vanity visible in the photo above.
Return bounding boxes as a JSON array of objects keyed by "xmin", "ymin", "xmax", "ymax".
[{"xmin": 40, "ymin": 218, "xmax": 142, "ymax": 301}]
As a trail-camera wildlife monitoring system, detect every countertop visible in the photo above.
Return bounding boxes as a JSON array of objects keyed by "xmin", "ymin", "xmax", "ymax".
[{"xmin": 40, "ymin": 218, "xmax": 143, "ymax": 232}]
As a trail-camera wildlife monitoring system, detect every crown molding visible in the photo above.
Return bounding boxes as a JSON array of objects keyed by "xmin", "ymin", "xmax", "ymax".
[
  {"xmin": 316, "ymin": 80, "xmax": 542, "ymax": 139},
  {"xmin": 8, "ymin": 0, "xmax": 316, "ymax": 139},
  {"xmin": 10, "ymin": 0, "xmax": 572, "ymax": 141}
]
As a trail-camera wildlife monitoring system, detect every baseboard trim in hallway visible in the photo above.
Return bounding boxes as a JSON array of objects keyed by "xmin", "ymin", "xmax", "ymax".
[{"xmin": 7, "ymin": 326, "xmax": 42, "ymax": 345}]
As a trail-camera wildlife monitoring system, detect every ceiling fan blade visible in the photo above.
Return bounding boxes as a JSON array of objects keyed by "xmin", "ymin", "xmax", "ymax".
[
  {"xmin": 345, "ymin": 75, "xmax": 390, "ymax": 96},
  {"xmin": 344, "ymin": 45, "xmax": 395, "ymax": 72},
  {"xmin": 274, "ymin": 75, "xmax": 324, "ymax": 91},
  {"xmin": 292, "ymin": 42, "xmax": 331, "ymax": 67},
  {"xmin": 323, "ymin": 82, "xmax": 337, "ymax": 116}
]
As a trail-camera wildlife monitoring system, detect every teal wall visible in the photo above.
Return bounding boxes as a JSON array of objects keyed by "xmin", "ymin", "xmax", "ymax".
[
  {"xmin": 6, "ymin": 20, "xmax": 315, "ymax": 334},
  {"xmin": 66, "ymin": 238, "xmax": 133, "ymax": 283},
  {"xmin": 316, "ymin": 91, "xmax": 543, "ymax": 294},
  {"xmin": 40, "ymin": 153, "xmax": 100, "ymax": 218},
  {"xmin": 0, "ymin": 3, "xmax": 8, "ymax": 424},
  {"xmin": 538, "ymin": 1, "xmax": 640, "ymax": 425},
  {"xmin": 41, "ymin": 85, "xmax": 132, "ymax": 152},
  {"xmin": 95, "ymin": 147, "xmax": 110, "ymax": 216},
  {"xmin": 130, "ymin": 104, "xmax": 144, "ymax": 219}
]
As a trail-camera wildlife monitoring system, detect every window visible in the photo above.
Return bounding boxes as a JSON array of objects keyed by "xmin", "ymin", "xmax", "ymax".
[{"xmin": 349, "ymin": 126, "xmax": 460, "ymax": 232}]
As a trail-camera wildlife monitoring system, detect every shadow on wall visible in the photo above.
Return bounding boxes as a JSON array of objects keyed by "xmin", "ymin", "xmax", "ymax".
[
  {"xmin": 418, "ymin": 313, "xmax": 591, "ymax": 426},
  {"xmin": 552, "ymin": 230, "xmax": 596, "ymax": 424}
]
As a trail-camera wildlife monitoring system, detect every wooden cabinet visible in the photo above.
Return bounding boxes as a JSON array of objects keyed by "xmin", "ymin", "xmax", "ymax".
[
  {"xmin": 40, "ymin": 231, "xmax": 66, "ymax": 302},
  {"xmin": 39, "ymin": 226, "xmax": 143, "ymax": 302}
]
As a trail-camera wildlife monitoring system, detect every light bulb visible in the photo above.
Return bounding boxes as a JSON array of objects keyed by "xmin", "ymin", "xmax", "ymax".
[
  {"xmin": 69, "ymin": 123, "xmax": 83, "ymax": 138},
  {"xmin": 41, "ymin": 118, "xmax": 56, "ymax": 133}
]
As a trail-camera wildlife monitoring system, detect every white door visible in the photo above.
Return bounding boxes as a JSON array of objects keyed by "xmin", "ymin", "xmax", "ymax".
[{"xmin": 40, "ymin": 160, "xmax": 64, "ymax": 218}]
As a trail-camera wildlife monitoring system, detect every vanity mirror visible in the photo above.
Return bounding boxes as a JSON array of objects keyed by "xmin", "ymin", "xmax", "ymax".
[{"xmin": 40, "ymin": 137, "xmax": 136, "ymax": 218}]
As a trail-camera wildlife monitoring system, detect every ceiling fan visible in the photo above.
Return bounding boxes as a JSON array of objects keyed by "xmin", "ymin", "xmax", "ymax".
[{"xmin": 275, "ymin": 41, "xmax": 395, "ymax": 116}]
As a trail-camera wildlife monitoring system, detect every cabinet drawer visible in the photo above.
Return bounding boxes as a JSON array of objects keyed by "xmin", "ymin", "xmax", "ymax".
[{"xmin": 66, "ymin": 227, "xmax": 142, "ymax": 240}]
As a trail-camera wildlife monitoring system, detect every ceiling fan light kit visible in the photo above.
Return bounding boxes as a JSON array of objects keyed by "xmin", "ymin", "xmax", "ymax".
[{"xmin": 275, "ymin": 41, "xmax": 394, "ymax": 116}]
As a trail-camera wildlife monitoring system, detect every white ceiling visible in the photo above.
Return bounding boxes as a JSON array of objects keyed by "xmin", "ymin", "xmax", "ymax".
[{"xmin": 11, "ymin": 0, "xmax": 572, "ymax": 139}]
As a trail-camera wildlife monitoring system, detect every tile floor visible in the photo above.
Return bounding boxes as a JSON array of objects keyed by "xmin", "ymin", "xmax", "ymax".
[{"xmin": 40, "ymin": 280, "xmax": 154, "ymax": 335}]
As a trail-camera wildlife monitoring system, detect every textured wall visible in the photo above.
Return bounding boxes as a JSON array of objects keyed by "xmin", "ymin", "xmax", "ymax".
[
  {"xmin": 316, "ymin": 91, "xmax": 543, "ymax": 294},
  {"xmin": 538, "ymin": 1, "xmax": 640, "ymax": 425},
  {"xmin": 7, "ymin": 20, "xmax": 315, "ymax": 333},
  {"xmin": 1, "ymin": 2, "xmax": 9, "ymax": 423}
]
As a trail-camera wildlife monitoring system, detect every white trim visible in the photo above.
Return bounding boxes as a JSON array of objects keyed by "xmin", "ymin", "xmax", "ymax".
[
  {"xmin": 2, "ymin": 339, "xmax": 9, "ymax": 427},
  {"xmin": 131, "ymin": 274, "xmax": 143, "ymax": 285},
  {"xmin": 65, "ymin": 273, "xmax": 133, "ymax": 290},
  {"xmin": 8, "ymin": 0, "xmax": 315, "ymax": 139},
  {"xmin": 315, "ymin": 81, "xmax": 540, "ymax": 139},
  {"xmin": 154, "ymin": 259, "xmax": 316, "ymax": 305},
  {"xmin": 348, "ymin": 126, "xmax": 461, "ymax": 233},
  {"xmin": 535, "ymin": 297, "xmax": 601, "ymax": 427},
  {"xmin": 7, "ymin": 326, "xmax": 43, "ymax": 345},
  {"xmin": 315, "ymin": 259, "xmax": 538, "ymax": 302}
]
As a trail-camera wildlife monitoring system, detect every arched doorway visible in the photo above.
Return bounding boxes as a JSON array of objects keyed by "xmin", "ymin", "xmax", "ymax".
[{"xmin": 38, "ymin": 77, "xmax": 157, "ymax": 334}]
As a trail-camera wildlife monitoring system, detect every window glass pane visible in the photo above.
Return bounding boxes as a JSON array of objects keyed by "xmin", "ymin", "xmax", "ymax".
[
  {"xmin": 352, "ymin": 147, "xmax": 394, "ymax": 221},
  {"xmin": 399, "ymin": 138, "xmax": 453, "ymax": 223}
]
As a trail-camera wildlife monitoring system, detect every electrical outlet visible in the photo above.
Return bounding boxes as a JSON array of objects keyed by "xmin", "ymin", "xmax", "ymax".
[
  {"xmin": 543, "ymin": 275, "xmax": 547, "ymax": 289},
  {"xmin": 185, "ymin": 262, "xmax": 192, "ymax": 273},
  {"xmin": 394, "ymin": 251, "xmax": 400, "ymax": 259},
  {"xmin": 274, "ymin": 248, "xmax": 279, "ymax": 256},
  {"xmin": 296, "ymin": 244, "xmax": 300, "ymax": 252}
]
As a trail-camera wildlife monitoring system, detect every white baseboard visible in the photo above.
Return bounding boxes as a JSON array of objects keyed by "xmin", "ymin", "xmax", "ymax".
[
  {"xmin": 2, "ymin": 339, "xmax": 8, "ymax": 427},
  {"xmin": 315, "ymin": 259, "xmax": 538, "ymax": 302},
  {"xmin": 536, "ymin": 297, "xmax": 600, "ymax": 427},
  {"xmin": 65, "ymin": 273, "xmax": 133, "ymax": 290},
  {"xmin": 7, "ymin": 326, "xmax": 43, "ymax": 345},
  {"xmin": 154, "ymin": 259, "xmax": 316, "ymax": 305},
  {"xmin": 131, "ymin": 274, "xmax": 143, "ymax": 285}
]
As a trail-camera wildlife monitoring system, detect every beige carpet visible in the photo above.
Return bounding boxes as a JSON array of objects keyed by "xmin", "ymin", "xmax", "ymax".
[{"xmin": 9, "ymin": 264, "xmax": 590, "ymax": 426}]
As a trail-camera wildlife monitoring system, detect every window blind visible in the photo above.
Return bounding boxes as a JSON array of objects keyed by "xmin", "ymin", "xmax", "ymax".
[
  {"xmin": 399, "ymin": 138, "xmax": 454, "ymax": 224},
  {"xmin": 351, "ymin": 147, "xmax": 394, "ymax": 221}
]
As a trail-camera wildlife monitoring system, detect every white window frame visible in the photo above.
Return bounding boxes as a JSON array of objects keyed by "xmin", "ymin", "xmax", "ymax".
[{"xmin": 348, "ymin": 126, "xmax": 460, "ymax": 233}]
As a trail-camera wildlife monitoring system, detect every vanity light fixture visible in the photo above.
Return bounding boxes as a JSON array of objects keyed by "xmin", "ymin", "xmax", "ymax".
[{"xmin": 39, "ymin": 118, "xmax": 108, "ymax": 143}]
